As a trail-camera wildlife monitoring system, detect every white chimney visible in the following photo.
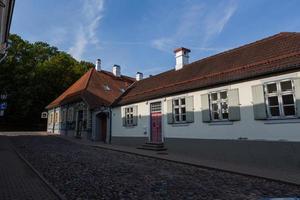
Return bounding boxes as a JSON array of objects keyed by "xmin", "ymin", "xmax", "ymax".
[
  {"xmin": 174, "ymin": 47, "xmax": 191, "ymax": 71},
  {"xmin": 95, "ymin": 59, "xmax": 101, "ymax": 71},
  {"xmin": 136, "ymin": 72, "xmax": 143, "ymax": 81},
  {"xmin": 113, "ymin": 64, "xmax": 121, "ymax": 77}
]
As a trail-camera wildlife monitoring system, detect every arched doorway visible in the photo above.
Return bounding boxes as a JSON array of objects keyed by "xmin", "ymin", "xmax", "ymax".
[{"xmin": 96, "ymin": 112, "xmax": 108, "ymax": 142}]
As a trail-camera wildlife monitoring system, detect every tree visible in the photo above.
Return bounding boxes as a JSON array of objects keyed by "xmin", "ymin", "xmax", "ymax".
[{"xmin": 0, "ymin": 34, "xmax": 92, "ymax": 130}]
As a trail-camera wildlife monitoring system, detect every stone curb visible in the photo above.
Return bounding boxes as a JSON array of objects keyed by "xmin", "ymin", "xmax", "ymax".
[
  {"xmin": 9, "ymin": 138, "xmax": 67, "ymax": 200},
  {"xmin": 58, "ymin": 136, "xmax": 300, "ymax": 187}
]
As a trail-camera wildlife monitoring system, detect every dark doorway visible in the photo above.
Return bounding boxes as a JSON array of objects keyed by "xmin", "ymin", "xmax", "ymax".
[
  {"xmin": 97, "ymin": 113, "xmax": 107, "ymax": 142},
  {"xmin": 76, "ymin": 110, "xmax": 83, "ymax": 138}
]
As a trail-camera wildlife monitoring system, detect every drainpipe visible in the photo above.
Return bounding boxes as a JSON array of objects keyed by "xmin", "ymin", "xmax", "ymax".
[
  {"xmin": 66, "ymin": 104, "xmax": 69, "ymax": 136},
  {"xmin": 52, "ymin": 108, "xmax": 55, "ymax": 133},
  {"xmin": 109, "ymin": 108, "xmax": 112, "ymax": 144}
]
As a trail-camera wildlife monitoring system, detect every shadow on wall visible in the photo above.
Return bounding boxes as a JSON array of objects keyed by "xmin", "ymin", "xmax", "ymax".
[
  {"xmin": 114, "ymin": 104, "xmax": 300, "ymax": 141},
  {"xmin": 112, "ymin": 105, "xmax": 300, "ymax": 175}
]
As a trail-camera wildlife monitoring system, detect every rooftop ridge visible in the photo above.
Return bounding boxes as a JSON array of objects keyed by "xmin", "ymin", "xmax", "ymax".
[
  {"xmin": 98, "ymin": 69, "xmax": 135, "ymax": 82},
  {"xmin": 187, "ymin": 32, "xmax": 297, "ymax": 67},
  {"xmin": 122, "ymin": 51, "xmax": 300, "ymax": 99},
  {"xmin": 84, "ymin": 68, "xmax": 96, "ymax": 91}
]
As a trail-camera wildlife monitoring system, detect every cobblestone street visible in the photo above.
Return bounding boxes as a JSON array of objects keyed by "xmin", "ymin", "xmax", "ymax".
[
  {"xmin": 11, "ymin": 136, "xmax": 300, "ymax": 200},
  {"xmin": 0, "ymin": 136, "xmax": 59, "ymax": 200}
]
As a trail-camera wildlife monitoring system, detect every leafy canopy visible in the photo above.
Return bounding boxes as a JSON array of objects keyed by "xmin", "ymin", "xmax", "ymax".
[{"xmin": 0, "ymin": 34, "xmax": 94, "ymax": 129}]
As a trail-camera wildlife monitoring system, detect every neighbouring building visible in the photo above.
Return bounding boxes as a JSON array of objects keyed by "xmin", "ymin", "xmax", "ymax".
[
  {"xmin": 46, "ymin": 61, "xmax": 135, "ymax": 142},
  {"xmin": 47, "ymin": 32, "xmax": 300, "ymax": 154}
]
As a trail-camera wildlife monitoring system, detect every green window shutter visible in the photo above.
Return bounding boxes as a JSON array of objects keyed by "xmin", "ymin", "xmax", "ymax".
[
  {"xmin": 186, "ymin": 96, "xmax": 194, "ymax": 123},
  {"xmin": 133, "ymin": 106, "xmax": 138, "ymax": 126},
  {"xmin": 294, "ymin": 78, "xmax": 300, "ymax": 117},
  {"xmin": 228, "ymin": 89, "xmax": 241, "ymax": 121},
  {"xmin": 167, "ymin": 99, "xmax": 174, "ymax": 124},
  {"xmin": 252, "ymin": 85, "xmax": 267, "ymax": 120},
  {"xmin": 201, "ymin": 94, "xmax": 211, "ymax": 122},
  {"xmin": 122, "ymin": 108, "xmax": 126, "ymax": 126}
]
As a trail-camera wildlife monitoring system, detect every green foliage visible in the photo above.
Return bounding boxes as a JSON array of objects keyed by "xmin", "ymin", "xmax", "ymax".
[{"xmin": 0, "ymin": 34, "xmax": 93, "ymax": 129}]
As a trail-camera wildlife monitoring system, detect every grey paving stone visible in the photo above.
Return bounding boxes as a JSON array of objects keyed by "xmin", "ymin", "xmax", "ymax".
[
  {"xmin": 11, "ymin": 136, "xmax": 300, "ymax": 200},
  {"xmin": 0, "ymin": 136, "xmax": 59, "ymax": 200}
]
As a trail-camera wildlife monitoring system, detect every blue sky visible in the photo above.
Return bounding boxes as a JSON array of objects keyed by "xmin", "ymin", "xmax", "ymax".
[{"xmin": 11, "ymin": 0, "xmax": 300, "ymax": 77}]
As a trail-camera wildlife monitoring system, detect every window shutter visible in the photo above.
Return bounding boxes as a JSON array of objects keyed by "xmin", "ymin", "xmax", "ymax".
[
  {"xmin": 133, "ymin": 106, "xmax": 138, "ymax": 126},
  {"xmin": 186, "ymin": 96, "xmax": 194, "ymax": 123},
  {"xmin": 167, "ymin": 99, "xmax": 174, "ymax": 124},
  {"xmin": 228, "ymin": 89, "xmax": 241, "ymax": 121},
  {"xmin": 294, "ymin": 78, "xmax": 300, "ymax": 117},
  {"xmin": 122, "ymin": 108, "xmax": 126, "ymax": 126},
  {"xmin": 201, "ymin": 94, "xmax": 211, "ymax": 122},
  {"xmin": 252, "ymin": 85, "xmax": 267, "ymax": 120}
]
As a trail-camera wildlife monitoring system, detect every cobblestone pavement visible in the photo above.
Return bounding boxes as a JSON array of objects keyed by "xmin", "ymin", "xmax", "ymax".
[
  {"xmin": 0, "ymin": 136, "xmax": 59, "ymax": 200},
  {"xmin": 11, "ymin": 136, "xmax": 300, "ymax": 200}
]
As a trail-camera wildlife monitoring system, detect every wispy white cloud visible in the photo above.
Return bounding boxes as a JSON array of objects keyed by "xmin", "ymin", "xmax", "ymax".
[
  {"xmin": 151, "ymin": 38, "xmax": 174, "ymax": 53},
  {"xmin": 203, "ymin": 1, "xmax": 237, "ymax": 43},
  {"xmin": 48, "ymin": 27, "xmax": 68, "ymax": 47},
  {"xmin": 68, "ymin": 0, "xmax": 105, "ymax": 60},
  {"xmin": 151, "ymin": 0, "xmax": 238, "ymax": 53}
]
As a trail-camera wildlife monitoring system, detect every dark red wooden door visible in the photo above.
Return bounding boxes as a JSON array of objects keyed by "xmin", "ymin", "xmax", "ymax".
[{"xmin": 151, "ymin": 112, "xmax": 162, "ymax": 143}]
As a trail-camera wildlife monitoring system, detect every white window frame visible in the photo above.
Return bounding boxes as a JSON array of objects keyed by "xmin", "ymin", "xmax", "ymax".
[
  {"xmin": 172, "ymin": 97, "xmax": 187, "ymax": 123},
  {"xmin": 125, "ymin": 107, "xmax": 134, "ymax": 126},
  {"xmin": 209, "ymin": 90, "xmax": 229, "ymax": 121},
  {"xmin": 264, "ymin": 79, "xmax": 297, "ymax": 119}
]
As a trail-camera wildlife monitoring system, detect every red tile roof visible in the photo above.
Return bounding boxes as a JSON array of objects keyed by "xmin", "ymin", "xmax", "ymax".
[
  {"xmin": 115, "ymin": 32, "xmax": 300, "ymax": 106},
  {"xmin": 46, "ymin": 68, "xmax": 134, "ymax": 109}
]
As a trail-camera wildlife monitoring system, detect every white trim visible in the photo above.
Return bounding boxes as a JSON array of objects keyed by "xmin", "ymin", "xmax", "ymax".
[
  {"xmin": 149, "ymin": 101, "xmax": 164, "ymax": 143},
  {"xmin": 172, "ymin": 97, "xmax": 187, "ymax": 123},
  {"xmin": 264, "ymin": 79, "xmax": 297, "ymax": 119},
  {"xmin": 208, "ymin": 89, "xmax": 229, "ymax": 121}
]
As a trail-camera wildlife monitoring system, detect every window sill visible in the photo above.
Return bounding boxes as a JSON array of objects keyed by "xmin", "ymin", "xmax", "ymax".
[
  {"xmin": 264, "ymin": 118, "xmax": 300, "ymax": 124},
  {"xmin": 171, "ymin": 123, "xmax": 190, "ymax": 127},
  {"xmin": 124, "ymin": 125, "xmax": 137, "ymax": 128},
  {"xmin": 208, "ymin": 121, "xmax": 234, "ymax": 126}
]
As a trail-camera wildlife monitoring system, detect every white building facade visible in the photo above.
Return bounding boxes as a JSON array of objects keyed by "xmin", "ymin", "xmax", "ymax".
[{"xmin": 112, "ymin": 71, "xmax": 300, "ymax": 144}]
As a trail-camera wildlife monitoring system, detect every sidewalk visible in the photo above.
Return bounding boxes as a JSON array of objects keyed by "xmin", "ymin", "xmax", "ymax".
[
  {"xmin": 0, "ymin": 131, "xmax": 50, "ymax": 136},
  {"xmin": 0, "ymin": 136, "xmax": 60, "ymax": 200},
  {"xmin": 60, "ymin": 135, "xmax": 300, "ymax": 185}
]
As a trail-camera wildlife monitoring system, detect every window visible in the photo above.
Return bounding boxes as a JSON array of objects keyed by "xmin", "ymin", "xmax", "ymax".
[
  {"xmin": 61, "ymin": 110, "xmax": 67, "ymax": 123},
  {"xmin": 209, "ymin": 90, "xmax": 229, "ymax": 121},
  {"xmin": 68, "ymin": 108, "xmax": 74, "ymax": 122},
  {"xmin": 54, "ymin": 112, "xmax": 59, "ymax": 123},
  {"xmin": 103, "ymin": 84, "xmax": 111, "ymax": 91},
  {"xmin": 48, "ymin": 113, "xmax": 53, "ymax": 124},
  {"xmin": 265, "ymin": 80, "xmax": 296, "ymax": 118},
  {"xmin": 125, "ymin": 107, "xmax": 134, "ymax": 126},
  {"xmin": 173, "ymin": 98, "xmax": 186, "ymax": 123}
]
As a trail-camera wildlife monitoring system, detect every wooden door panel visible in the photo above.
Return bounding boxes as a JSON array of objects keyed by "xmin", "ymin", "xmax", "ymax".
[{"xmin": 151, "ymin": 112, "xmax": 162, "ymax": 143}]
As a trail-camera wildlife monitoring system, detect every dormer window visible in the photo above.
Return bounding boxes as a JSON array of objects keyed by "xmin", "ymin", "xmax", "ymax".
[{"xmin": 103, "ymin": 84, "xmax": 111, "ymax": 91}]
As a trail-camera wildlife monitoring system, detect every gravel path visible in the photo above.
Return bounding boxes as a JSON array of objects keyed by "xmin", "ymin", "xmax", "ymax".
[{"xmin": 11, "ymin": 136, "xmax": 300, "ymax": 200}]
